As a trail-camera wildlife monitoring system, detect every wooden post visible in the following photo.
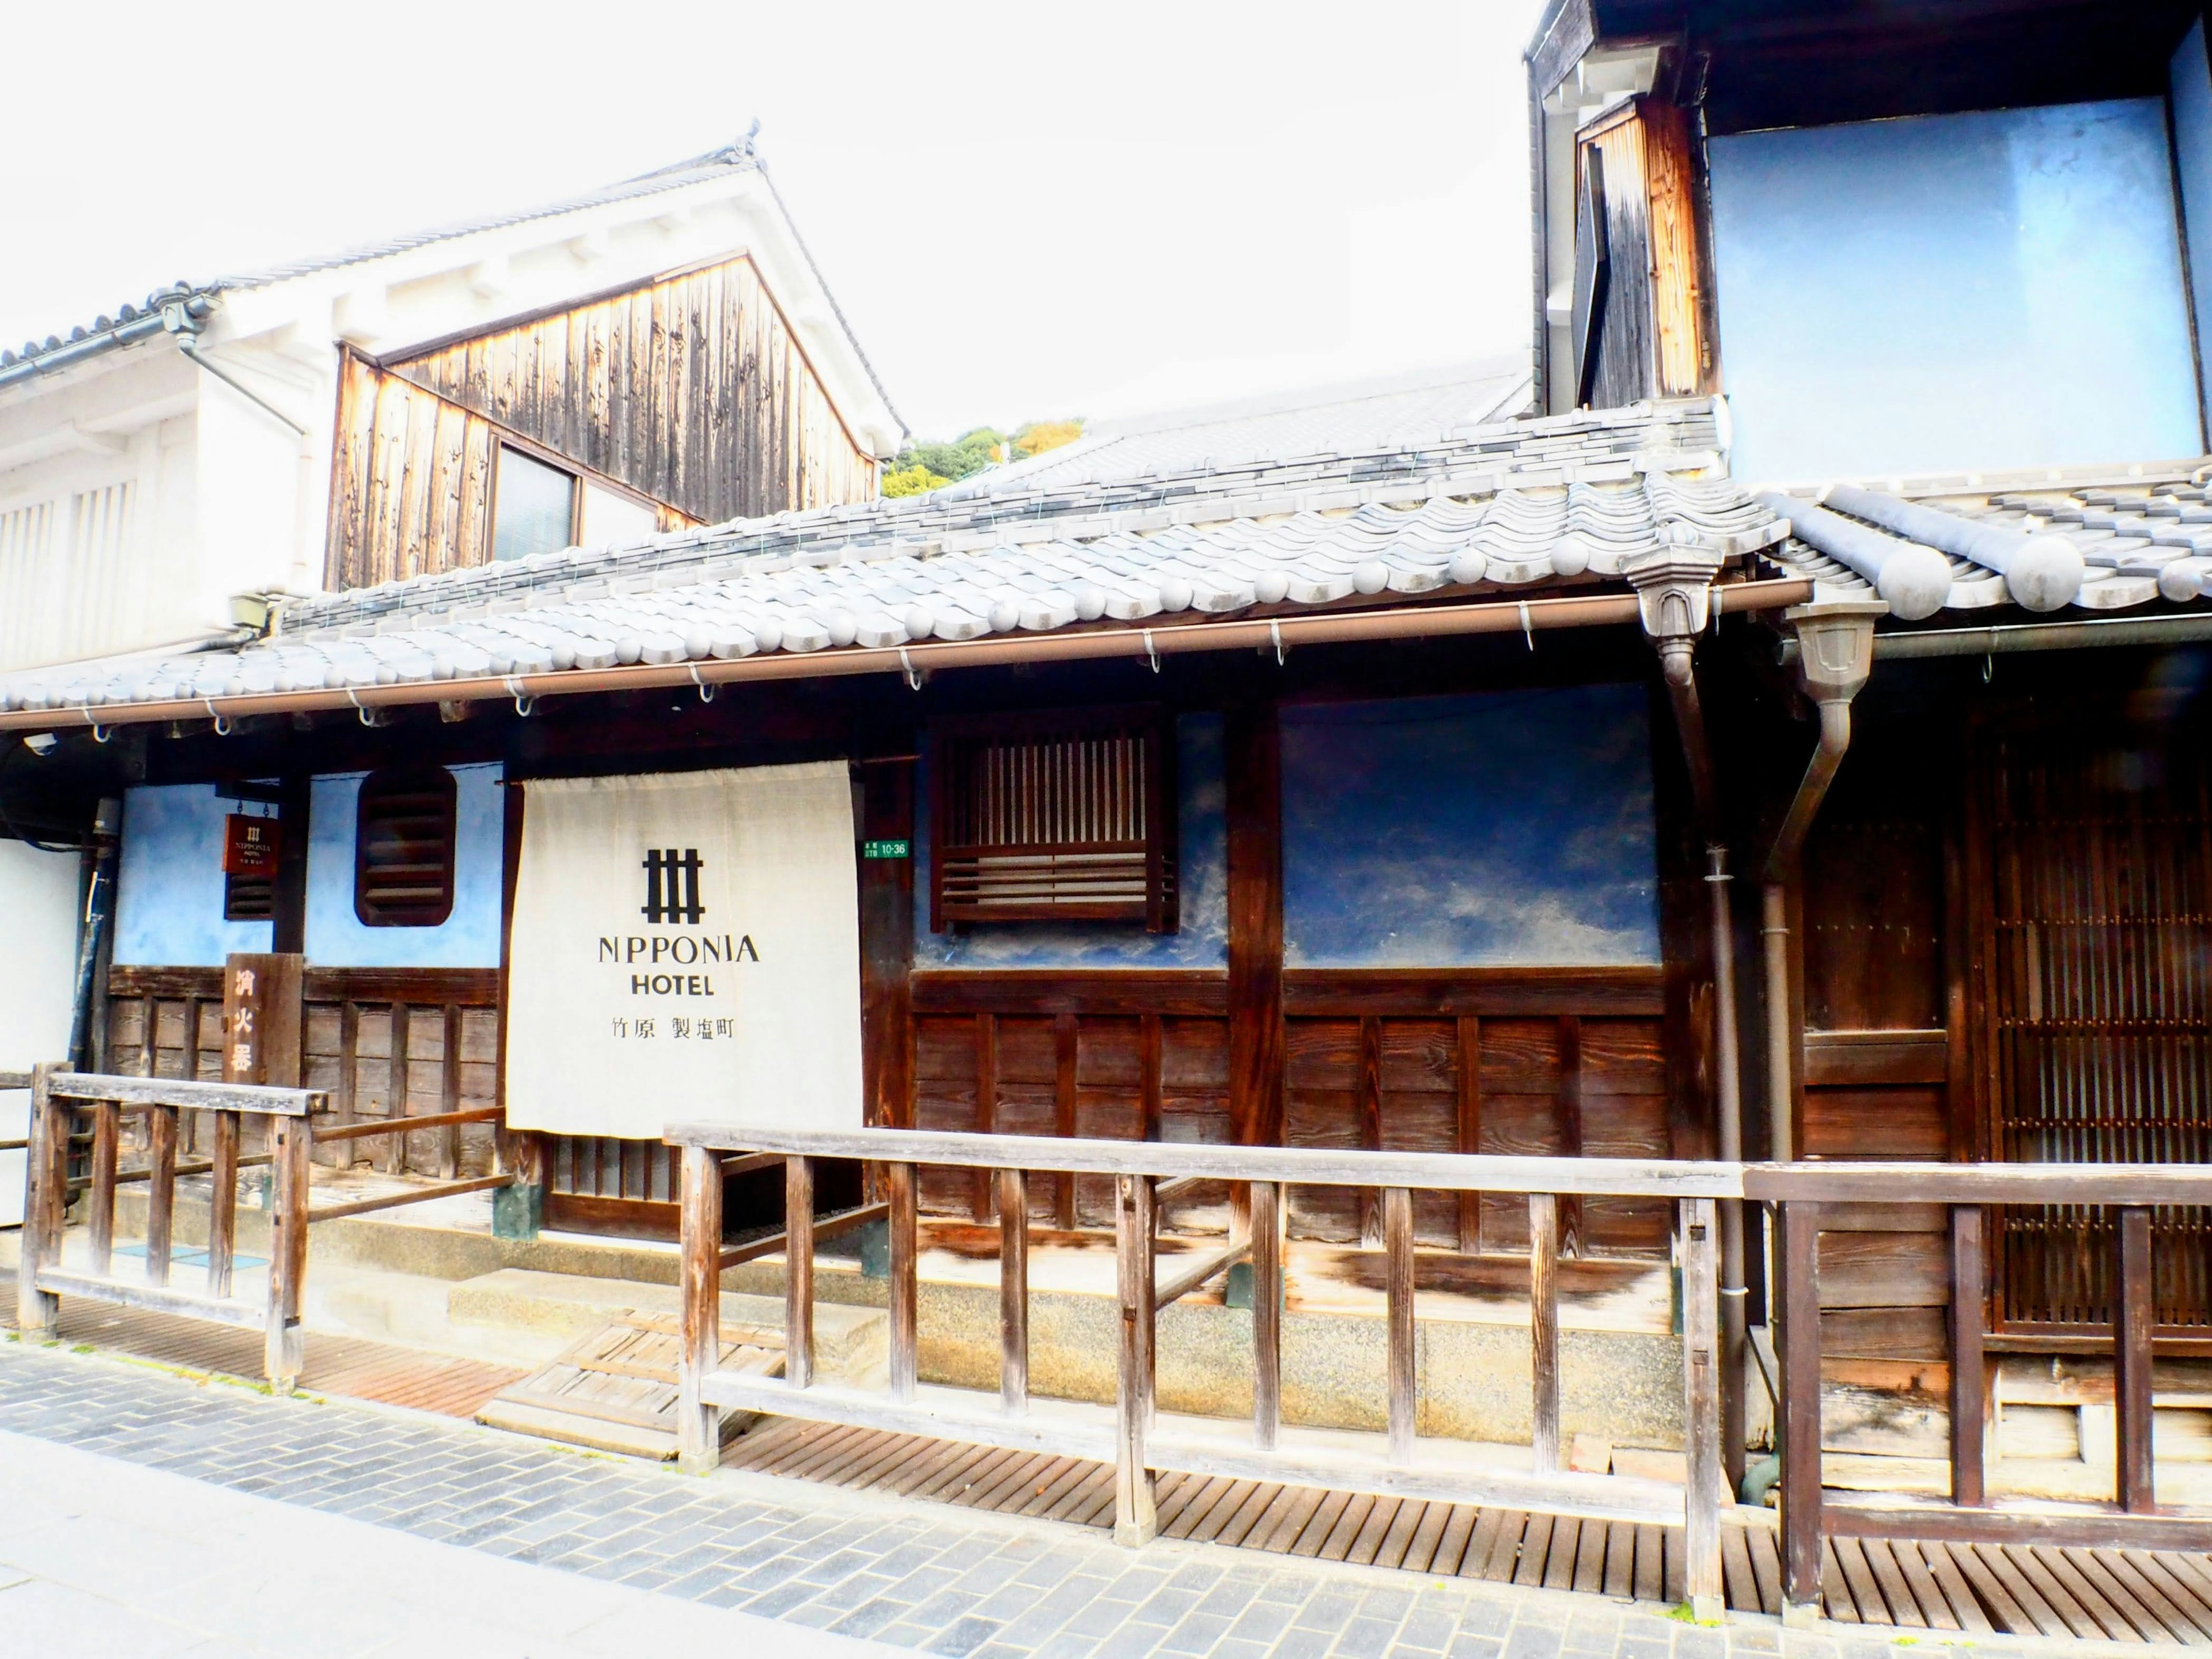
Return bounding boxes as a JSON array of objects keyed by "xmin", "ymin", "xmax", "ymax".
[
  {"xmin": 1529, "ymin": 1191, "xmax": 1560, "ymax": 1473},
  {"xmin": 16, "ymin": 1062, "xmax": 62, "ymax": 1336},
  {"xmin": 1779, "ymin": 1200, "xmax": 1824, "ymax": 1624},
  {"xmin": 887, "ymin": 1161, "xmax": 918, "ymax": 1402},
  {"xmin": 972, "ymin": 1014, "xmax": 997, "ymax": 1222},
  {"xmin": 181, "ymin": 995, "xmax": 203, "ymax": 1154},
  {"xmin": 1252, "ymin": 1178, "xmax": 1282, "ymax": 1451},
  {"xmin": 785, "ymin": 1153, "xmax": 814, "ymax": 1391},
  {"xmin": 1949, "ymin": 1205, "xmax": 1986, "ymax": 1509},
  {"xmin": 145, "ymin": 1104, "xmax": 178, "ymax": 1287},
  {"xmin": 1052, "ymin": 1016, "xmax": 1078, "ymax": 1230},
  {"xmin": 263, "ymin": 1113, "xmax": 309, "ymax": 1392},
  {"xmin": 334, "ymin": 1001, "xmax": 359, "ymax": 1168},
  {"xmin": 1456, "ymin": 1017, "xmax": 1483, "ymax": 1253},
  {"xmin": 207, "ymin": 1111, "xmax": 240, "ymax": 1298},
  {"xmin": 676, "ymin": 1144, "xmax": 724, "ymax": 1474},
  {"xmin": 384, "ymin": 1003, "xmax": 411, "ymax": 1176},
  {"xmin": 1385, "ymin": 1184, "xmax": 1416, "ymax": 1462},
  {"xmin": 438, "ymin": 1003, "xmax": 463, "ymax": 1179},
  {"xmin": 88, "ymin": 1099, "xmax": 119, "ymax": 1276},
  {"xmin": 2115, "ymin": 1204, "xmax": 2156, "ymax": 1515},
  {"xmin": 1115, "ymin": 1171, "xmax": 1158, "ymax": 1546},
  {"xmin": 1226, "ymin": 703, "xmax": 1284, "ymax": 1235},
  {"xmin": 999, "ymin": 1166, "xmax": 1028, "ymax": 1413},
  {"xmin": 1681, "ymin": 1196, "xmax": 1725, "ymax": 1623}
]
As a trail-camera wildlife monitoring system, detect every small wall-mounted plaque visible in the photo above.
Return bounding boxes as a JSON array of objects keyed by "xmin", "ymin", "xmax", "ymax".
[
  {"xmin": 222, "ymin": 813, "xmax": 281, "ymax": 878},
  {"xmin": 862, "ymin": 839, "xmax": 911, "ymax": 859}
]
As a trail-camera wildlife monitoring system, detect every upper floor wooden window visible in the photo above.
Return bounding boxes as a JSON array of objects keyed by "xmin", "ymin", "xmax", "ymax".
[
  {"xmin": 929, "ymin": 709, "xmax": 1176, "ymax": 931},
  {"xmin": 491, "ymin": 442, "xmax": 667, "ymax": 563},
  {"xmin": 355, "ymin": 767, "xmax": 457, "ymax": 927}
]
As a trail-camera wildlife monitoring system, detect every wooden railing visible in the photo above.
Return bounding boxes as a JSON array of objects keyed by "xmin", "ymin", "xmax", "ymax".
[
  {"xmin": 664, "ymin": 1121, "xmax": 1738, "ymax": 1618},
  {"xmin": 1745, "ymin": 1161, "xmax": 2212, "ymax": 1623},
  {"xmin": 13, "ymin": 1060, "xmax": 513, "ymax": 1391}
]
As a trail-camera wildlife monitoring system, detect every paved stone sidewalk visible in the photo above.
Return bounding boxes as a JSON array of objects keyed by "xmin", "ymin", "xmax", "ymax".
[{"xmin": 0, "ymin": 1338, "xmax": 2078, "ymax": 1658}]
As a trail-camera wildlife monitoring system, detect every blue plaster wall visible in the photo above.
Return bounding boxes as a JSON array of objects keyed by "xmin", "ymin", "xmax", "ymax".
[
  {"xmin": 305, "ymin": 764, "xmax": 505, "ymax": 968},
  {"xmin": 1281, "ymin": 686, "xmax": 1659, "ymax": 968},
  {"xmin": 913, "ymin": 713, "xmax": 1228, "ymax": 969},
  {"xmin": 1707, "ymin": 100, "xmax": 2203, "ymax": 482},
  {"xmin": 2172, "ymin": 21, "xmax": 2212, "ymax": 438},
  {"xmin": 113, "ymin": 786, "xmax": 274, "ymax": 965}
]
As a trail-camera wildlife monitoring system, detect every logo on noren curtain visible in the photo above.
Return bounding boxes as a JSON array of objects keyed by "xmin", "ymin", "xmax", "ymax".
[{"xmin": 641, "ymin": 849, "xmax": 706, "ymax": 924}]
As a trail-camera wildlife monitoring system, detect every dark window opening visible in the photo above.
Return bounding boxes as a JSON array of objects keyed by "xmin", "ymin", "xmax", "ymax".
[
  {"xmin": 930, "ymin": 708, "xmax": 1176, "ymax": 932},
  {"xmin": 491, "ymin": 444, "xmax": 577, "ymax": 562},
  {"xmin": 355, "ymin": 766, "xmax": 458, "ymax": 927}
]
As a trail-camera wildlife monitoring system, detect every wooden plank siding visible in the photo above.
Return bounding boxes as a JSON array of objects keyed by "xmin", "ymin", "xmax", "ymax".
[
  {"xmin": 1577, "ymin": 97, "xmax": 1707, "ymax": 409},
  {"xmin": 390, "ymin": 256, "xmax": 872, "ymax": 526}
]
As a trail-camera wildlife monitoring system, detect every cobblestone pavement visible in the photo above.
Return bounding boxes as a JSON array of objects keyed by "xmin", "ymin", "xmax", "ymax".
[{"xmin": 0, "ymin": 1338, "xmax": 2088, "ymax": 1658}]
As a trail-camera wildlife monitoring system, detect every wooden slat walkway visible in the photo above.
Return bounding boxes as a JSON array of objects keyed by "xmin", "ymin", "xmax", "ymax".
[
  {"xmin": 0, "ymin": 1271, "xmax": 522, "ymax": 1418},
  {"xmin": 722, "ymin": 1419, "xmax": 2212, "ymax": 1639}
]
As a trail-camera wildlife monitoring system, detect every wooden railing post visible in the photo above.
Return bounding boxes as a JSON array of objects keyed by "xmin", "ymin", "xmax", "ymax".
[
  {"xmin": 15, "ymin": 1062, "xmax": 63, "ymax": 1337},
  {"xmin": 145, "ymin": 1104, "xmax": 178, "ymax": 1286},
  {"xmin": 1779, "ymin": 1199, "xmax": 1824, "ymax": 1624},
  {"xmin": 1252, "ymin": 1178, "xmax": 1282, "ymax": 1451},
  {"xmin": 88, "ymin": 1098, "xmax": 119, "ymax": 1276},
  {"xmin": 1529, "ymin": 1191, "xmax": 1560, "ymax": 1473},
  {"xmin": 887, "ymin": 1161, "xmax": 918, "ymax": 1402},
  {"xmin": 785, "ymin": 1154, "xmax": 815, "ymax": 1391},
  {"xmin": 207, "ymin": 1111, "xmax": 240, "ymax": 1298},
  {"xmin": 2115, "ymin": 1204, "xmax": 2156, "ymax": 1515},
  {"xmin": 999, "ymin": 1166, "xmax": 1028, "ymax": 1413},
  {"xmin": 1949, "ymin": 1205, "xmax": 1986, "ymax": 1508},
  {"xmin": 263, "ymin": 1113, "xmax": 309, "ymax": 1392},
  {"xmin": 676, "ymin": 1144, "xmax": 724, "ymax": 1474},
  {"xmin": 1680, "ymin": 1196, "xmax": 1725, "ymax": 1623},
  {"xmin": 1385, "ymin": 1184, "xmax": 1416, "ymax": 1462},
  {"xmin": 1115, "ymin": 1170, "xmax": 1158, "ymax": 1545}
]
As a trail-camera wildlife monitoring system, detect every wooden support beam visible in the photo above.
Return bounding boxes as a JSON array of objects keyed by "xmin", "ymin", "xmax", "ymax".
[
  {"xmin": 334, "ymin": 999, "xmax": 358, "ymax": 1166},
  {"xmin": 1557, "ymin": 1016, "xmax": 1584, "ymax": 1256},
  {"xmin": 1115, "ymin": 1171, "xmax": 1158, "ymax": 1545},
  {"xmin": 1357, "ymin": 1014, "xmax": 1382, "ymax": 1244},
  {"xmin": 2115, "ymin": 1204, "xmax": 2156, "ymax": 1516},
  {"xmin": 1153, "ymin": 1238, "xmax": 1248, "ymax": 1310},
  {"xmin": 1456, "ymin": 1017, "xmax": 1483, "ymax": 1253},
  {"xmin": 88, "ymin": 1099, "xmax": 118, "ymax": 1276},
  {"xmin": 207, "ymin": 1111, "xmax": 239, "ymax": 1299},
  {"xmin": 786, "ymin": 1154, "xmax": 815, "ymax": 1391},
  {"xmin": 438, "ymin": 1003, "xmax": 463, "ymax": 1179},
  {"xmin": 1780, "ymin": 1199, "xmax": 1824, "ymax": 1623},
  {"xmin": 384, "ymin": 1003, "xmax": 411, "ymax": 1176},
  {"xmin": 1252, "ymin": 1179, "xmax": 1282, "ymax": 1452},
  {"xmin": 1529, "ymin": 1191, "xmax": 1560, "ymax": 1474},
  {"xmin": 15, "ymin": 1062, "xmax": 62, "ymax": 1336},
  {"xmin": 676, "ymin": 1143, "xmax": 724, "ymax": 1475},
  {"xmin": 1000, "ymin": 1166, "xmax": 1028, "ymax": 1413},
  {"xmin": 313, "ymin": 1107, "xmax": 499, "ymax": 1142},
  {"xmin": 1225, "ymin": 703, "xmax": 1285, "ymax": 1173},
  {"xmin": 306, "ymin": 1173, "xmax": 514, "ymax": 1224},
  {"xmin": 972, "ymin": 1013, "xmax": 997, "ymax": 1222},
  {"xmin": 1385, "ymin": 1185, "xmax": 1416, "ymax": 1463},
  {"xmin": 887, "ymin": 1161, "xmax": 918, "ymax": 1403},
  {"xmin": 714, "ymin": 1201, "xmax": 888, "ymax": 1271},
  {"xmin": 1680, "ymin": 1196, "xmax": 1724, "ymax": 1623},
  {"xmin": 1949, "ymin": 1205, "xmax": 1986, "ymax": 1509},
  {"xmin": 1052, "ymin": 1014, "xmax": 1078, "ymax": 1229},
  {"xmin": 145, "ymin": 1104, "xmax": 177, "ymax": 1287},
  {"xmin": 264, "ymin": 1113, "xmax": 309, "ymax": 1392}
]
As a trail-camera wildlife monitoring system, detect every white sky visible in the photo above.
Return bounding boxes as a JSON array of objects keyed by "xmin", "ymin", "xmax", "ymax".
[{"xmin": 0, "ymin": 0, "xmax": 1546, "ymax": 442}]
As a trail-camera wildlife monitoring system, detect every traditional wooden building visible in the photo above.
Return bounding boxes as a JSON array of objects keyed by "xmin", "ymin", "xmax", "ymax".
[{"xmin": 2, "ymin": 0, "xmax": 2210, "ymax": 1616}]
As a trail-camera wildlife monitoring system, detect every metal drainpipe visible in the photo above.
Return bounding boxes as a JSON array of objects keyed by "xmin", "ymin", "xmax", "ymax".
[
  {"xmin": 65, "ymin": 798, "xmax": 123, "ymax": 1070},
  {"xmin": 1760, "ymin": 603, "xmax": 1884, "ymax": 1166},
  {"xmin": 1624, "ymin": 546, "xmax": 1748, "ymax": 1493}
]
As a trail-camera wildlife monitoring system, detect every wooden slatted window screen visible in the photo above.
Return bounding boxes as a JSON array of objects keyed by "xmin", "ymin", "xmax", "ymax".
[
  {"xmin": 930, "ymin": 710, "xmax": 1176, "ymax": 931},
  {"xmin": 354, "ymin": 767, "xmax": 458, "ymax": 927},
  {"xmin": 1984, "ymin": 730, "xmax": 2211, "ymax": 1335}
]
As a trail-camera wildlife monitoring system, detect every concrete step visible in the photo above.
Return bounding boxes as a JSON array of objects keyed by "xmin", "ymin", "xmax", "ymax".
[{"xmin": 448, "ymin": 1268, "xmax": 889, "ymax": 1389}]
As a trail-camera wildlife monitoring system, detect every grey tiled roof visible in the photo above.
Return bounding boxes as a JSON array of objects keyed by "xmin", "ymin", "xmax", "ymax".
[
  {"xmin": 0, "ymin": 397, "xmax": 1775, "ymax": 715},
  {"xmin": 1760, "ymin": 470, "xmax": 2212, "ymax": 617}
]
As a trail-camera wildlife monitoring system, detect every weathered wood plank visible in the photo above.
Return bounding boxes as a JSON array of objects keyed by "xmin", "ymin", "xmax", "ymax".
[
  {"xmin": 1385, "ymin": 1186, "xmax": 1415, "ymax": 1463},
  {"xmin": 1000, "ymin": 1166, "xmax": 1028, "ymax": 1413}
]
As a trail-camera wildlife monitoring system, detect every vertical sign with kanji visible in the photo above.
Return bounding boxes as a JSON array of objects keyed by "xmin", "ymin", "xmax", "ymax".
[{"xmin": 222, "ymin": 952, "xmax": 304, "ymax": 1086}]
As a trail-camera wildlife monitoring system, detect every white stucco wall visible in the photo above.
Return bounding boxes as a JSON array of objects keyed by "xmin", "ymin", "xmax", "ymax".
[{"xmin": 0, "ymin": 839, "xmax": 80, "ymax": 1226}]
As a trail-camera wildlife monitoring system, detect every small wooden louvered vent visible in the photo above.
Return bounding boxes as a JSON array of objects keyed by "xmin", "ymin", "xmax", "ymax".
[
  {"xmin": 930, "ymin": 710, "xmax": 1176, "ymax": 931},
  {"xmin": 354, "ymin": 766, "xmax": 458, "ymax": 927}
]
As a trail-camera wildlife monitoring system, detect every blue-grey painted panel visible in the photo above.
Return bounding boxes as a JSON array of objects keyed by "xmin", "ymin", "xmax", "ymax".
[
  {"xmin": 2172, "ymin": 20, "xmax": 2212, "ymax": 436},
  {"xmin": 1709, "ymin": 100, "xmax": 2202, "ymax": 482},
  {"xmin": 1281, "ymin": 686, "xmax": 1658, "ymax": 968},
  {"xmin": 304, "ymin": 764, "xmax": 505, "ymax": 968},
  {"xmin": 913, "ymin": 713, "xmax": 1228, "ymax": 969},
  {"xmin": 113, "ymin": 785, "xmax": 273, "ymax": 966}
]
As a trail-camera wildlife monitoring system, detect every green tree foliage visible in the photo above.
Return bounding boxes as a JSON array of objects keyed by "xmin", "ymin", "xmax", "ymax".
[{"xmin": 880, "ymin": 419, "xmax": 1084, "ymax": 497}]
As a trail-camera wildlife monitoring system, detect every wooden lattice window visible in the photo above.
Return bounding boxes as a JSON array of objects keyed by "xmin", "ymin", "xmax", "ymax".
[
  {"xmin": 930, "ymin": 709, "xmax": 1176, "ymax": 931},
  {"xmin": 355, "ymin": 766, "xmax": 458, "ymax": 927}
]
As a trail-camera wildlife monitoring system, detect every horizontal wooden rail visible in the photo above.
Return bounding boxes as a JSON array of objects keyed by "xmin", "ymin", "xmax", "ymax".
[
  {"xmin": 718, "ymin": 1151, "xmax": 789, "ymax": 1177},
  {"xmin": 1747, "ymin": 1160, "xmax": 2212, "ymax": 1205},
  {"xmin": 67, "ymin": 1151, "xmax": 271, "ymax": 1193},
  {"xmin": 717, "ymin": 1200, "xmax": 889, "ymax": 1271},
  {"xmin": 665, "ymin": 1124, "xmax": 1743, "ymax": 1198},
  {"xmin": 306, "ymin": 1173, "xmax": 514, "ymax": 1224},
  {"xmin": 33, "ymin": 1267, "xmax": 263, "ymax": 1329},
  {"xmin": 0, "ymin": 1070, "xmax": 32, "ymax": 1092},
  {"xmin": 312, "ymin": 1107, "xmax": 500, "ymax": 1143},
  {"xmin": 48, "ymin": 1072, "xmax": 323, "ymax": 1117},
  {"xmin": 1154, "ymin": 1239, "xmax": 1247, "ymax": 1309}
]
